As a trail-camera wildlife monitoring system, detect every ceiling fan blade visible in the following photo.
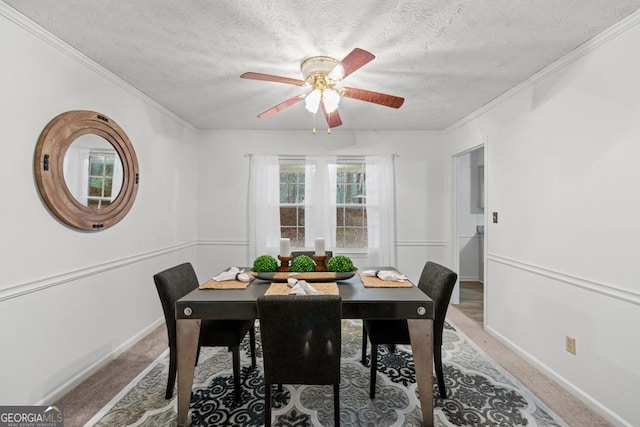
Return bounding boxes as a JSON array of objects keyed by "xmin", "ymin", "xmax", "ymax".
[
  {"xmin": 341, "ymin": 87, "xmax": 405, "ymax": 109},
  {"xmin": 327, "ymin": 48, "xmax": 375, "ymax": 81},
  {"xmin": 257, "ymin": 94, "xmax": 305, "ymax": 119},
  {"xmin": 321, "ymin": 104, "xmax": 342, "ymax": 128},
  {"xmin": 241, "ymin": 72, "xmax": 306, "ymax": 87}
]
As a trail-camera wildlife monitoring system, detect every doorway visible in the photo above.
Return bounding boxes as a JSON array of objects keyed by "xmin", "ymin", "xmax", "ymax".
[{"xmin": 453, "ymin": 146, "xmax": 485, "ymax": 326}]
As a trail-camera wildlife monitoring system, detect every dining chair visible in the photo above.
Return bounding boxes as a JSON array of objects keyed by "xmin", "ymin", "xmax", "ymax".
[
  {"xmin": 257, "ymin": 294, "xmax": 342, "ymax": 427},
  {"xmin": 153, "ymin": 262, "xmax": 256, "ymax": 400},
  {"xmin": 361, "ymin": 261, "xmax": 457, "ymax": 399}
]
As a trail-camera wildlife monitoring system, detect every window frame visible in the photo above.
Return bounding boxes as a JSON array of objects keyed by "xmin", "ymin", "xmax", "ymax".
[{"xmin": 278, "ymin": 156, "xmax": 369, "ymax": 252}]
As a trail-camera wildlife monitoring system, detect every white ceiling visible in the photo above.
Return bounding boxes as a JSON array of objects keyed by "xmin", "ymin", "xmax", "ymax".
[{"xmin": 4, "ymin": 0, "xmax": 640, "ymax": 131}]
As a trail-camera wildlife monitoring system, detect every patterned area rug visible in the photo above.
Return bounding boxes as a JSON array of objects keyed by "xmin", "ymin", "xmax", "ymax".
[{"xmin": 86, "ymin": 320, "xmax": 567, "ymax": 426}]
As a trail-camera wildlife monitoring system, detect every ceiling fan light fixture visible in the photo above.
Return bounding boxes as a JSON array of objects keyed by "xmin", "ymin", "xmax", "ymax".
[
  {"xmin": 323, "ymin": 88, "xmax": 340, "ymax": 113},
  {"xmin": 305, "ymin": 88, "xmax": 322, "ymax": 113}
]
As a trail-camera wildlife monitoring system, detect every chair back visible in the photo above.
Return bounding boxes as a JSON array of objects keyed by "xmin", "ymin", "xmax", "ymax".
[
  {"xmin": 417, "ymin": 262, "xmax": 458, "ymax": 346},
  {"xmin": 153, "ymin": 262, "xmax": 199, "ymax": 348},
  {"xmin": 257, "ymin": 295, "xmax": 342, "ymax": 385}
]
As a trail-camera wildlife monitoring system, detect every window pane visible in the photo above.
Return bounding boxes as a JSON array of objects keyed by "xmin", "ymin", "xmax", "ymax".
[
  {"xmin": 87, "ymin": 199, "xmax": 100, "ymax": 208},
  {"xmin": 336, "ymin": 207, "xmax": 344, "ymax": 226},
  {"xmin": 335, "ymin": 228, "xmax": 345, "ymax": 248},
  {"xmin": 344, "ymin": 227, "xmax": 366, "ymax": 247},
  {"xmin": 297, "ymin": 207, "xmax": 305, "ymax": 226},
  {"xmin": 281, "ymin": 227, "xmax": 297, "ymax": 241},
  {"xmin": 295, "ymin": 228, "xmax": 305, "ymax": 248},
  {"xmin": 104, "ymin": 178, "xmax": 113, "ymax": 197},
  {"xmin": 345, "ymin": 207, "xmax": 364, "ymax": 226},
  {"xmin": 88, "ymin": 177, "xmax": 103, "ymax": 197},
  {"xmin": 89, "ymin": 156, "xmax": 104, "ymax": 176},
  {"xmin": 104, "ymin": 158, "xmax": 115, "ymax": 176},
  {"xmin": 280, "ymin": 207, "xmax": 297, "ymax": 226}
]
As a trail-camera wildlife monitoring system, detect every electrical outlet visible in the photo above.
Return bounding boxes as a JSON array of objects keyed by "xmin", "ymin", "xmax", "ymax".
[{"xmin": 565, "ymin": 336, "xmax": 576, "ymax": 355}]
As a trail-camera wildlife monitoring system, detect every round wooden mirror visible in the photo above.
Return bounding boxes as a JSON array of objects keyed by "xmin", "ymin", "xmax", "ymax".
[{"xmin": 34, "ymin": 110, "xmax": 139, "ymax": 231}]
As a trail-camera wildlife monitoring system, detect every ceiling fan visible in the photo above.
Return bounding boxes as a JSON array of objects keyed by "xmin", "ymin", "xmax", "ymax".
[{"xmin": 240, "ymin": 48, "xmax": 404, "ymax": 132}]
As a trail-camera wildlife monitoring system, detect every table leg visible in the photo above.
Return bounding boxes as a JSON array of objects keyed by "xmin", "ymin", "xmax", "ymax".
[
  {"xmin": 408, "ymin": 318, "xmax": 434, "ymax": 427},
  {"xmin": 177, "ymin": 318, "xmax": 201, "ymax": 427}
]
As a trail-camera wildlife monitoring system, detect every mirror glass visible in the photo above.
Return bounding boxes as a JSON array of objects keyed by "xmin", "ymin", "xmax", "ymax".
[{"xmin": 63, "ymin": 134, "xmax": 124, "ymax": 209}]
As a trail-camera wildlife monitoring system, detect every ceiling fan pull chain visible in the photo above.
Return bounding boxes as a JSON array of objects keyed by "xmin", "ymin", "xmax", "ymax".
[{"xmin": 312, "ymin": 111, "xmax": 317, "ymax": 134}]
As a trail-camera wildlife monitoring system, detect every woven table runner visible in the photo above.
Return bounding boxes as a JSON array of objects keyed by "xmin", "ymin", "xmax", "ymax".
[
  {"xmin": 358, "ymin": 272, "xmax": 414, "ymax": 288},
  {"xmin": 264, "ymin": 282, "xmax": 339, "ymax": 295},
  {"xmin": 199, "ymin": 278, "xmax": 253, "ymax": 290}
]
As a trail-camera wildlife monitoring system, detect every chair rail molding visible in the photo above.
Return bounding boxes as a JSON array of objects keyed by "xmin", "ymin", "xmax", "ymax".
[
  {"xmin": 0, "ymin": 241, "xmax": 197, "ymax": 302},
  {"xmin": 198, "ymin": 239, "xmax": 249, "ymax": 246},
  {"xmin": 487, "ymin": 253, "xmax": 640, "ymax": 306},
  {"xmin": 396, "ymin": 240, "xmax": 448, "ymax": 247}
]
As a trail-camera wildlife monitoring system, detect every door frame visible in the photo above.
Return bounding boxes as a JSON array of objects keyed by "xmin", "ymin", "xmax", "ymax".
[{"xmin": 451, "ymin": 142, "xmax": 487, "ymax": 317}]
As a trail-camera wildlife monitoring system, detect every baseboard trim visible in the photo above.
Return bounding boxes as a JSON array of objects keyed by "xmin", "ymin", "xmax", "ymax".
[
  {"xmin": 0, "ymin": 241, "xmax": 196, "ymax": 303},
  {"xmin": 36, "ymin": 317, "xmax": 165, "ymax": 406},
  {"xmin": 485, "ymin": 325, "xmax": 632, "ymax": 427},
  {"xmin": 487, "ymin": 253, "xmax": 640, "ymax": 306}
]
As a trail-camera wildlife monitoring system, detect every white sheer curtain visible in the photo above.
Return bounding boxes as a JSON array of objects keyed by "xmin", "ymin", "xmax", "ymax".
[
  {"xmin": 248, "ymin": 155, "xmax": 281, "ymax": 260},
  {"xmin": 366, "ymin": 155, "xmax": 396, "ymax": 266},
  {"xmin": 304, "ymin": 155, "xmax": 337, "ymax": 250}
]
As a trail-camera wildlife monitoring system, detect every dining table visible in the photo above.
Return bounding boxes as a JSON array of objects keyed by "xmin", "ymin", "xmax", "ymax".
[{"xmin": 175, "ymin": 267, "xmax": 435, "ymax": 426}]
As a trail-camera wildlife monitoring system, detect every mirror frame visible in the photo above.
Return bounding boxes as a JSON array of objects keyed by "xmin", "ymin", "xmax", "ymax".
[{"xmin": 34, "ymin": 110, "xmax": 139, "ymax": 231}]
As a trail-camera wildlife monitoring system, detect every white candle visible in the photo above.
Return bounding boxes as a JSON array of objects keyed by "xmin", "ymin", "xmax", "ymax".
[
  {"xmin": 279, "ymin": 238, "xmax": 290, "ymax": 257},
  {"xmin": 315, "ymin": 237, "xmax": 325, "ymax": 256}
]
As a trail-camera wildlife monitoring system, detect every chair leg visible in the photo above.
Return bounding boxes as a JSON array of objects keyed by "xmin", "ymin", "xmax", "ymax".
[
  {"xmin": 232, "ymin": 345, "xmax": 241, "ymax": 401},
  {"xmin": 361, "ymin": 327, "xmax": 368, "ymax": 365},
  {"xmin": 369, "ymin": 344, "xmax": 378, "ymax": 399},
  {"xmin": 434, "ymin": 344, "xmax": 447, "ymax": 398},
  {"xmin": 334, "ymin": 383, "xmax": 340, "ymax": 427},
  {"xmin": 194, "ymin": 345, "xmax": 202, "ymax": 366},
  {"xmin": 249, "ymin": 325, "xmax": 257, "ymax": 368},
  {"xmin": 166, "ymin": 347, "xmax": 177, "ymax": 399},
  {"xmin": 264, "ymin": 383, "xmax": 272, "ymax": 427}
]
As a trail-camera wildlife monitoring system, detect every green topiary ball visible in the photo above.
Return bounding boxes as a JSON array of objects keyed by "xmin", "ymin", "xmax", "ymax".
[
  {"xmin": 252, "ymin": 255, "xmax": 278, "ymax": 272},
  {"xmin": 290, "ymin": 255, "xmax": 316, "ymax": 272},
  {"xmin": 327, "ymin": 255, "xmax": 355, "ymax": 273}
]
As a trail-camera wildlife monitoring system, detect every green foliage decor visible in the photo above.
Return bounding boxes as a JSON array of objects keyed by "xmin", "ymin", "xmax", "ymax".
[
  {"xmin": 290, "ymin": 255, "xmax": 316, "ymax": 272},
  {"xmin": 252, "ymin": 255, "xmax": 278, "ymax": 272},
  {"xmin": 327, "ymin": 255, "xmax": 355, "ymax": 273}
]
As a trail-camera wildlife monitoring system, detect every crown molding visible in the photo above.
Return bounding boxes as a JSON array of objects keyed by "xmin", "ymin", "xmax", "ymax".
[
  {"xmin": 0, "ymin": 2, "xmax": 198, "ymax": 133},
  {"xmin": 445, "ymin": 8, "xmax": 640, "ymax": 133}
]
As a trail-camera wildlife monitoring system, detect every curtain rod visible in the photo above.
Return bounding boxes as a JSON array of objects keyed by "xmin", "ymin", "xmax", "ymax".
[{"xmin": 244, "ymin": 153, "xmax": 399, "ymax": 158}]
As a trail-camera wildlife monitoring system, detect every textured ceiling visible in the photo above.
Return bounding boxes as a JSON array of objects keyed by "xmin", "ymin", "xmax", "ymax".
[{"xmin": 4, "ymin": 0, "xmax": 640, "ymax": 131}]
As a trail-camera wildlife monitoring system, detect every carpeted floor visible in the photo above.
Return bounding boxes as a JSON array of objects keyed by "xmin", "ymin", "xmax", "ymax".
[
  {"xmin": 85, "ymin": 319, "xmax": 567, "ymax": 426},
  {"xmin": 56, "ymin": 306, "xmax": 612, "ymax": 427}
]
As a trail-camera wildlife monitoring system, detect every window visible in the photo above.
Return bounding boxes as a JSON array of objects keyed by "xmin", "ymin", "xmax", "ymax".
[
  {"xmin": 278, "ymin": 158, "xmax": 368, "ymax": 249},
  {"xmin": 336, "ymin": 162, "xmax": 367, "ymax": 248},
  {"xmin": 279, "ymin": 162, "xmax": 305, "ymax": 247},
  {"xmin": 87, "ymin": 152, "xmax": 116, "ymax": 209}
]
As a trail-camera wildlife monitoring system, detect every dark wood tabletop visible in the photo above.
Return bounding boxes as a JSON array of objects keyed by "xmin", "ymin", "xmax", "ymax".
[{"xmin": 176, "ymin": 267, "xmax": 434, "ymax": 321}]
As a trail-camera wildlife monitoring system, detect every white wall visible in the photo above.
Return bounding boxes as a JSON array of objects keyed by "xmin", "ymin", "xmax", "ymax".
[
  {"xmin": 0, "ymin": 9, "xmax": 198, "ymax": 404},
  {"xmin": 446, "ymin": 16, "xmax": 640, "ymax": 427},
  {"xmin": 194, "ymin": 130, "xmax": 449, "ymax": 284}
]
